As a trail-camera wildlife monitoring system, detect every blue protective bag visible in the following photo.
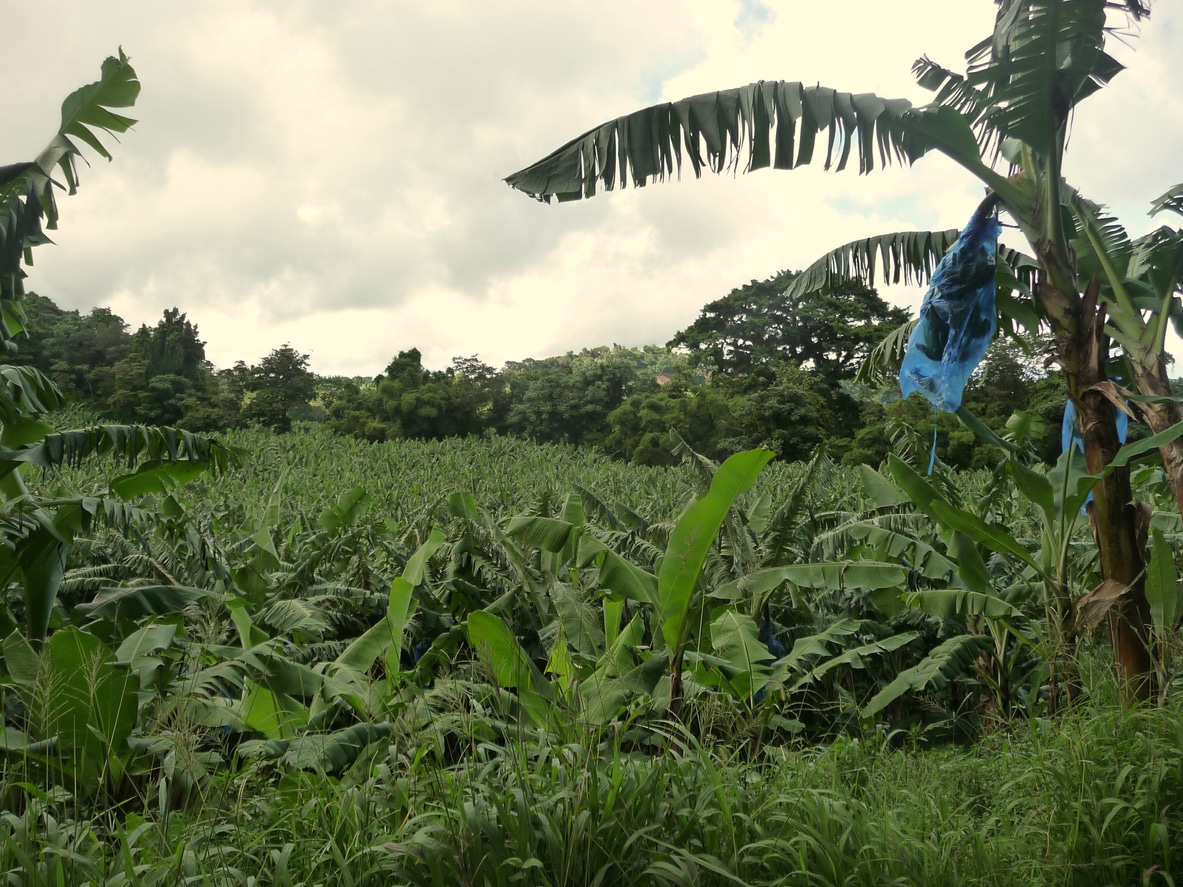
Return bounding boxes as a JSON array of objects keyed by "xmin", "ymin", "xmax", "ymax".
[
  {"xmin": 899, "ymin": 208, "xmax": 1002, "ymax": 412},
  {"xmin": 1061, "ymin": 399, "xmax": 1129, "ymax": 453},
  {"xmin": 1062, "ymin": 399, "xmax": 1129, "ymax": 512}
]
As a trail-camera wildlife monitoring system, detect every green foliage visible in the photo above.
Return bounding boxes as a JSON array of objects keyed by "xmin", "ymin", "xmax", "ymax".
[
  {"xmin": 9, "ymin": 289, "xmax": 1065, "ymax": 472},
  {"xmin": 0, "ymin": 58, "xmax": 230, "ymax": 646},
  {"xmin": 500, "ymin": 348, "xmax": 643, "ymax": 447},
  {"xmin": 10, "ymin": 295, "xmax": 131, "ymax": 403},
  {"xmin": 670, "ymin": 271, "xmax": 908, "ymax": 383},
  {"xmin": 604, "ymin": 373, "xmax": 731, "ymax": 465},
  {"xmin": 0, "ymin": 417, "xmax": 1179, "ymax": 885},
  {"xmin": 109, "ymin": 309, "xmax": 211, "ymax": 426},
  {"xmin": 6, "ymin": 695, "xmax": 1183, "ymax": 884},
  {"xmin": 659, "ymin": 449, "xmax": 773, "ymax": 656},
  {"xmin": 862, "ymin": 634, "xmax": 988, "ymax": 718},
  {"xmin": 6, "ymin": 19, "xmax": 1183, "ymax": 880},
  {"xmin": 504, "ymin": 0, "xmax": 1183, "ymax": 700},
  {"xmin": 326, "ymin": 348, "xmax": 497, "ymax": 442},
  {"xmin": 1, "ymin": 51, "xmax": 139, "ymax": 320},
  {"xmin": 241, "ymin": 344, "xmax": 316, "ymax": 433},
  {"xmin": 717, "ymin": 362, "xmax": 843, "ymax": 461}
]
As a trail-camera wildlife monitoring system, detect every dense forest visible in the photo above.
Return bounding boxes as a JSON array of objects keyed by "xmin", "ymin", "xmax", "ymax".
[{"xmin": 15, "ymin": 270, "xmax": 1072, "ymax": 471}]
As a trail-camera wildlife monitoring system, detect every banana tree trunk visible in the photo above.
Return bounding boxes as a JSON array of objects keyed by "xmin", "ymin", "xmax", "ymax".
[
  {"xmin": 1039, "ymin": 273, "xmax": 1153, "ymax": 701},
  {"xmin": 1126, "ymin": 351, "xmax": 1183, "ymax": 518}
]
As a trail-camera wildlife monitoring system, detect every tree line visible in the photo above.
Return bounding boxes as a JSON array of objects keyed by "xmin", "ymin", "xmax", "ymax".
[{"xmin": 18, "ymin": 270, "xmax": 1069, "ymax": 468}]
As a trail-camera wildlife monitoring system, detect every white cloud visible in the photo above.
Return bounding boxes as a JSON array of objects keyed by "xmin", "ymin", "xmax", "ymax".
[{"xmin": 5, "ymin": 1, "xmax": 1181, "ymax": 374}]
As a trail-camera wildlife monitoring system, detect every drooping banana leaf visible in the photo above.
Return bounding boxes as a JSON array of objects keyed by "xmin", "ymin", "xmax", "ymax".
[
  {"xmin": 4, "ymin": 424, "xmax": 235, "ymax": 476},
  {"xmin": 862, "ymin": 633, "xmax": 989, "ymax": 718},
  {"xmin": 786, "ymin": 631, "xmax": 919, "ymax": 694},
  {"xmin": 243, "ymin": 723, "xmax": 395, "ymax": 774},
  {"xmin": 905, "ymin": 588, "xmax": 1023, "ymax": 620},
  {"xmin": 1, "ymin": 51, "xmax": 139, "ymax": 323},
  {"xmin": 911, "ymin": 55, "xmax": 998, "ymax": 157},
  {"xmin": 506, "ymin": 82, "xmax": 1013, "ymax": 205},
  {"xmin": 1149, "ymin": 184, "xmax": 1183, "ymax": 219},
  {"xmin": 75, "ymin": 584, "xmax": 215, "ymax": 622},
  {"xmin": 855, "ymin": 320, "xmax": 916, "ymax": 386},
  {"xmin": 785, "ymin": 230, "xmax": 961, "ymax": 302},
  {"xmin": 505, "ymin": 514, "xmax": 576, "ymax": 553},
  {"xmin": 0, "ymin": 366, "xmax": 66, "ymax": 423}
]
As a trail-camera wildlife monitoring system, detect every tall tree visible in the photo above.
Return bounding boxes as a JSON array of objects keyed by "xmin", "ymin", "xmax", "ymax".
[
  {"xmin": 108, "ymin": 308, "xmax": 211, "ymax": 425},
  {"xmin": 324, "ymin": 348, "xmax": 496, "ymax": 441},
  {"xmin": 134, "ymin": 308, "xmax": 208, "ymax": 380},
  {"xmin": 605, "ymin": 371, "xmax": 733, "ymax": 465},
  {"xmin": 242, "ymin": 344, "xmax": 317, "ymax": 433},
  {"xmin": 500, "ymin": 349, "xmax": 642, "ymax": 447},
  {"xmin": 670, "ymin": 271, "xmax": 908, "ymax": 382},
  {"xmin": 505, "ymin": 0, "xmax": 1174, "ymax": 697}
]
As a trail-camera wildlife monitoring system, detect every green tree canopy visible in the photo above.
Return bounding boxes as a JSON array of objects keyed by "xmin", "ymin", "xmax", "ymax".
[
  {"xmin": 500, "ymin": 349, "xmax": 646, "ymax": 447},
  {"xmin": 11, "ymin": 293, "xmax": 132, "ymax": 404},
  {"xmin": 108, "ymin": 308, "xmax": 211, "ymax": 425},
  {"xmin": 242, "ymin": 344, "xmax": 317, "ymax": 433},
  {"xmin": 670, "ymin": 272, "xmax": 908, "ymax": 382}
]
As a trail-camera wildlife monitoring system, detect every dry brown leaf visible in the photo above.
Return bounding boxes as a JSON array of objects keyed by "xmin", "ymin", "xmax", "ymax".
[{"xmin": 1075, "ymin": 578, "xmax": 1128, "ymax": 631}]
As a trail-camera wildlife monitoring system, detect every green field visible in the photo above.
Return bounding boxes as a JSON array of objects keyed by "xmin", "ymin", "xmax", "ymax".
[{"xmin": 3, "ymin": 426, "xmax": 1182, "ymax": 885}]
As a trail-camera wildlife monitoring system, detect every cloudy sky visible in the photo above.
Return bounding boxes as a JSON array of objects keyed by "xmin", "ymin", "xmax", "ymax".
[{"xmin": 6, "ymin": 1, "xmax": 1180, "ymax": 376}]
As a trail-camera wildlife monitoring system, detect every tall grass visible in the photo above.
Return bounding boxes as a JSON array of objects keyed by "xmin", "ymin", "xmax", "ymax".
[{"xmin": 5, "ymin": 695, "xmax": 1181, "ymax": 885}]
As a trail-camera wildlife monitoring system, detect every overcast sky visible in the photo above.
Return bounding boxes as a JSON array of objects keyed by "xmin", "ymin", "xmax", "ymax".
[{"xmin": 6, "ymin": 1, "xmax": 1180, "ymax": 376}]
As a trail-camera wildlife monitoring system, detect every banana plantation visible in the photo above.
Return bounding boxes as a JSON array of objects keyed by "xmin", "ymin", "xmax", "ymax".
[
  {"xmin": 2, "ymin": 425, "xmax": 1182, "ymax": 883},
  {"xmin": 5, "ymin": 0, "xmax": 1183, "ymax": 884}
]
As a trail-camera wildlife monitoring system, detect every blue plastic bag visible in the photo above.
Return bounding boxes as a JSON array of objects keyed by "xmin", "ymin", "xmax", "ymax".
[
  {"xmin": 1062, "ymin": 399, "xmax": 1129, "ymax": 512},
  {"xmin": 1062, "ymin": 399, "xmax": 1129, "ymax": 453},
  {"xmin": 899, "ymin": 207, "xmax": 1002, "ymax": 412}
]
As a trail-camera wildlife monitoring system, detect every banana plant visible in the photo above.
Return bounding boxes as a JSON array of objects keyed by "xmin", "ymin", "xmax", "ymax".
[
  {"xmin": 505, "ymin": 0, "xmax": 1179, "ymax": 697},
  {"xmin": 178, "ymin": 526, "xmax": 449, "ymax": 743},
  {"xmin": 309, "ymin": 527, "xmax": 446, "ymax": 723},
  {"xmin": 757, "ymin": 437, "xmax": 1051, "ymax": 720},
  {"xmin": 482, "ymin": 450, "xmax": 775, "ymax": 720},
  {"xmin": 501, "ymin": 490, "xmax": 647, "ymax": 720},
  {"xmin": 0, "ymin": 424, "xmax": 233, "ymax": 641},
  {"xmin": 503, "ymin": 450, "xmax": 914, "ymax": 725},
  {"xmin": 646, "ymin": 449, "xmax": 759, "ymax": 688},
  {"xmin": 872, "ymin": 429, "xmax": 1178, "ymax": 716},
  {"xmin": 1, "ymin": 50, "xmax": 139, "ymax": 318},
  {"xmin": 0, "ymin": 54, "xmax": 231, "ymax": 642}
]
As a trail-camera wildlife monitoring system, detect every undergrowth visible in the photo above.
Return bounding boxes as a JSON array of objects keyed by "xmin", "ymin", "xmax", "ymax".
[{"xmin": 3, "ymin": 694, "xmax": 1181, "ymax": 886}]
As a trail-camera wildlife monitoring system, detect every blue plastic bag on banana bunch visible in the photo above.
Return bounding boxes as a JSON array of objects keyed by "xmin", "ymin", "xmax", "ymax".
[
  {"xmin": 899, "ymin": 205, "xmax": 1002, "ymax": 412},
  {"xmin": 1062, "ymin": 398, "xmax": 1129, "ymax": 513}
]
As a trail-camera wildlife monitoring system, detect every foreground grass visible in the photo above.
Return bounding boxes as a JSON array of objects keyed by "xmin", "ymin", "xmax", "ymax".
[{"xmin": 4, "ymin": 698, "xmax": 1180, "ymax": 886}]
